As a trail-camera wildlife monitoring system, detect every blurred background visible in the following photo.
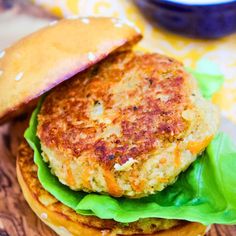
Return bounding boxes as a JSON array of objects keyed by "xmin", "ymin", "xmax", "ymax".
[
  {"xmin": 0, "ymin": 1, "xmax": 236, "ymax": 235},
  {"xmin": 0, "ymin": 0, "xmax": 236, "ymax": 140}
]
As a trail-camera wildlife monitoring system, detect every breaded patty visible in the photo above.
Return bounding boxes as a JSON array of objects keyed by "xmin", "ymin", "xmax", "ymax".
[
  {"xmin": 17, "ymin": 141, "xmax": 181, "ymax": 235},
  {"xmin": 37, "ymin": 51, "xmax": 219, "ymax": 198}
]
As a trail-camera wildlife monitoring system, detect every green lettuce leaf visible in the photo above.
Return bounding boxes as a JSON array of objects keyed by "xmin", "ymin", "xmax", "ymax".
[
  {"xmin": 186, "ymin": 59, "xmax": 224, "ymax": 99},
  {"xmin": 24, "ymin": 60, "xmax": 236, "ymax": 224},
  {"xmin": 76, "ymin": 133, "xmax": 236, "ymax": 224},
  {"xmin": 24, "ymin": 99, "xmax": 86, "ymax": 210}
]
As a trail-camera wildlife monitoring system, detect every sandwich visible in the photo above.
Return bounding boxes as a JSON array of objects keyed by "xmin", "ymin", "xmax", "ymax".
[{"xmin": 0, "ymin": 17, "xmax": 235, "ymax": 235}]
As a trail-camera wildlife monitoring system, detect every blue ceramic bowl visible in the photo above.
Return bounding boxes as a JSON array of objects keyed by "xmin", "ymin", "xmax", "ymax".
[{"xmin": 135, "ymin": 0, "xmax": 236, "ymax": 38}]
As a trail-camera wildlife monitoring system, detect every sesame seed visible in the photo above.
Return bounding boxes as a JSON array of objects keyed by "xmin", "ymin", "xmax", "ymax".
[
  {"xmin": 48, "ymin": 20, "xmax": 58, "ymax": 26},
  {"xmin": 88, "ymin": 52, "xmax": 96, "ymax": 61},
  {"xmin": 114, "ymin": 22, "xmax": 123, "ymax": 28},
  {"xmin": 0, "ymin": 70, "xmax": 3, "ymax": 76},
  {"xmin": 83, "ymin": 78, "xmax": 89, "ymax": 85},
  {"xmin": 114, "ymin": 19, "xmax": 141, "ymax": 33},
  {"xmin": 101, "ymin": 230, "xmax": 109, "ymax": 236},
  {"xmin": 15, "ymin": 72, "xmax": 24, "ymax": 81},
  {"xmin": 134, "ymin": 26, "xmax": 141, "ymax": 33},
  {"xmin": 58, "ymin": 226, "xmax": 72, "ymax": 235},
  {"xmin": 122, "ymin": 20, "xmax": 141, "ymax": 33},
  {"xmin": 81, "ymin": 18, "xmax": 90, "ymax": 24},
  {"xmin": 41, "ymin": 213, "xmax": 48, "ymax": 219},
  {"xmin": 123, "ymin": 19, "xmax": 134, "ymax": 27},
  {"xmin": 0, "ymin": 50, "xmax": 5, "ymax": 58}
]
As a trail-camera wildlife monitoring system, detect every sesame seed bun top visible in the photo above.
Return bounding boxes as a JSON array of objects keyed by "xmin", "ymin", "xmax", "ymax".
[{"xmin": 0, "ymin": 17, "xmax": 142, "ymax": 124}]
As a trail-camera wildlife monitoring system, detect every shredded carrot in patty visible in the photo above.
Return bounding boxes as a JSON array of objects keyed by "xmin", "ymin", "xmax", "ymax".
[
  {"xmin": 81, "ymin": 166, "xmax": 92, "ymax": 189},
  {"xmin": 103, "ymin": 169, "xmax": 123, "ymax": 197},
  {"xmin": 174, "ymin": 145, "xmax": 181, "ymax": 168},
  {"xmin": 158, "ymin": 177, "xmax": 169, "ymax": 183},
  {"xmin": 130, "ymin": 170, "xmax": 146, "ymax": 193},
  {"xmin": 160, "ymin": 158, "xmax": 167, "ymax": 164},
  {"xmin": 187, "ymin": 136, "xmax": 213, "ymax": 154},
  {"xmin": 130, "ymin": 179, "xmax": 146, "ymax": 193},
  {"xmin": 65, "ymin": 160, "xmax": 76, "ymax": 187}
]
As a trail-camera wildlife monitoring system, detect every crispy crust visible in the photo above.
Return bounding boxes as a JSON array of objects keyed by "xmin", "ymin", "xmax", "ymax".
[
  {"xmin": 38, "ymin": 52, "xmax": 189, "ymax": 168},
  {"xmin": 17, "ymin": 140, "xmax": 208, "ymax": 235},
  {"xmin": 37, "ymin": 51, "xmax": 219, "ymax": 198},
  {"xmin": 0, "ymin": 17, "xmax": 142, "ymax": 124}
]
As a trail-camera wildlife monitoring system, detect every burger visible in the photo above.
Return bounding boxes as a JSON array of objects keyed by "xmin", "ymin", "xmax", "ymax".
[{"xmin": 0, "ymin": 17, "xmax": 235, "ymax": 236}]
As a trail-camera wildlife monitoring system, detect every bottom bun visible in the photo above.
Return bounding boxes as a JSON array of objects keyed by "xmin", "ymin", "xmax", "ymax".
[{"xmin": 17, "ymin": 141, "xmax": 209, "ymax": 236}]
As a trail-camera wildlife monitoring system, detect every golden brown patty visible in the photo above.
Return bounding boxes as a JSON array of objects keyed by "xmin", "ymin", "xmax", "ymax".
[
  {"xmin": 17, "ymin": 141, "xmax": 184, "ymax": 235},
  {"xmin": 37, "ymin": 51, "xmax": 219, "ymax": 198}
]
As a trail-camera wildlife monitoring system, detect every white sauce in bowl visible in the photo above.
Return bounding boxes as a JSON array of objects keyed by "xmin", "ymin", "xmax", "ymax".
[{"xmin": 166, "ymin": 0, "xmax": 235, "ymax": 5}]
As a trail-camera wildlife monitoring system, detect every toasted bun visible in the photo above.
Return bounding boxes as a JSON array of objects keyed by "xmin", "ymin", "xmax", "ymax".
[
  {"xmin": 0, "ymin": 17, "xmax": 141, "ymax": 124},
  {"xmin": 17, "ymin": 140, "xmax": 208, "ymax": 236}
]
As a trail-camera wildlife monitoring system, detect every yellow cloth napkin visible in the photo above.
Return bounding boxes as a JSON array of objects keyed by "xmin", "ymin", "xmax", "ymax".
[{"xmin": 33, "ymin": 0, "xmax": 236, "ymax": 123}]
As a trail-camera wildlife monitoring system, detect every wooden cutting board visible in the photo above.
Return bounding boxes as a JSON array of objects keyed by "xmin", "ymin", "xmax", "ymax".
[
  {"xmin": 0, "ymin": 117, "xmax": 55, "ymax": 236},
  {"xmin": 0, "ymin": 1, "xmax": 235, "ymax": 235}
]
